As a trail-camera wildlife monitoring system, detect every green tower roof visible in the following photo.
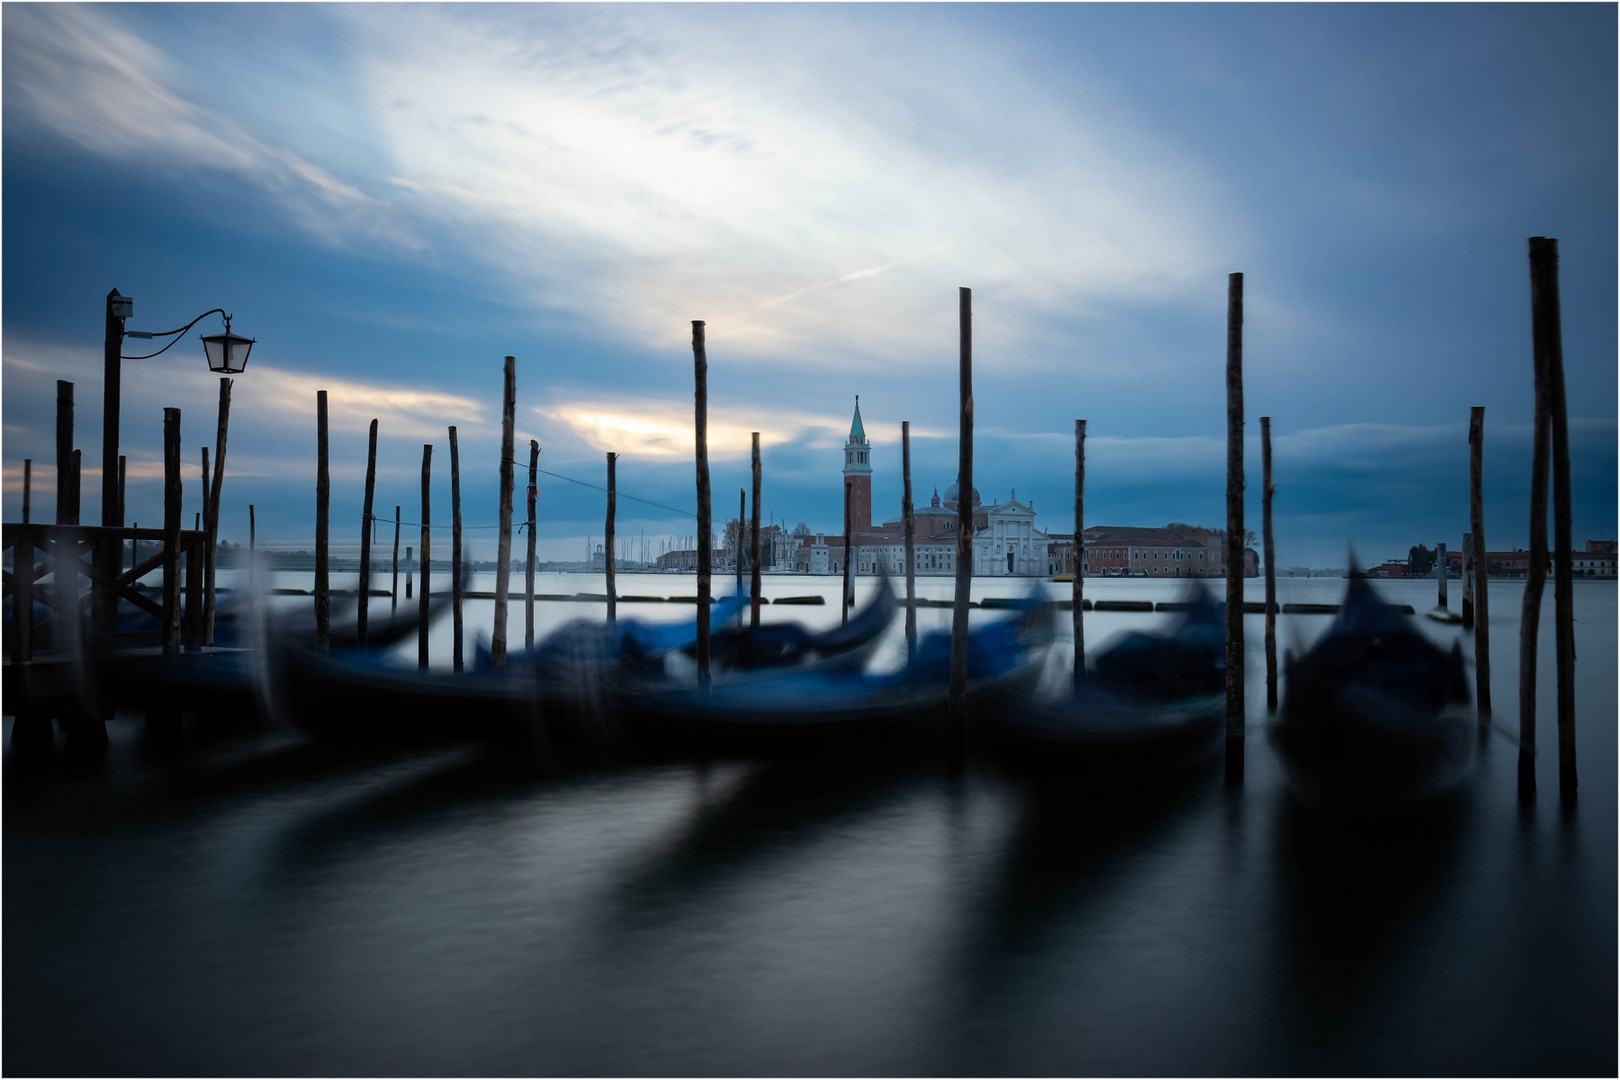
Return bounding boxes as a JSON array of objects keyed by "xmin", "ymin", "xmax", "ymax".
[{"xmin": 850, "ymin": 395, "xmax": 865, "ymax": 440}]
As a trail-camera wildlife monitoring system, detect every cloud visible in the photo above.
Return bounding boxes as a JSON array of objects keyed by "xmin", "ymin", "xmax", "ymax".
[
  {"xmin": 2, "ymin": 4, "xmax": 421, "ymax": 253},
  {"xmin": 335, "ymin": 5, "xmax": 1234, "ymax": 365}
]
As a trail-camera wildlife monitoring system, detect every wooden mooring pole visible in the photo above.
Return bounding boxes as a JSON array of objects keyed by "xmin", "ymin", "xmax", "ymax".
[
  {"xmin": 491, "ymin": 356, "xmax": 516, "ymax": 670},
  {"xmin": 70, "ymin": 451, "xmax": 81, "ymax": 528},
  {"xmin": 1518, "ymin": 297, "xmax": 1552, "ymax": 794},
  {"xmin": 1262, "ymin": 415, "xmax": 1276, "ymax": 712},
  {"xmin": 21, "ymin": 458, "xmax": 30, "ymax": 524},
  {"xmin": 56, "ymin": 380, "xmax": 73, "ymax": 525},
  {"xmin": 902, "ymin": 421, "xmax": 916, "ymax": 657},
  {"xmin": 250, "ymin": 504, "xmax": 256, "ymax": 553},
  {"xmin": 526, "ymin": 439, "xmax": 539, "ymax": 648},
  {"xmin": 1461, "ymin": 531, "xmax": 1474, "ymax": 628},
  {"xmin": 1436, "ymin": 542, "xmax": 1448, "ymax": 610},
  {"xmin": 1074, "ymin": 418, "xmax": 1086, "ymax": 688},
  {"xmin": 201, "ymin": 448, "xmax": 211, "ymax": 555},
  {"xmin": 1469, "ymin": 407, "xmax": 1491, "ymax": 718},
  {"xmin": 606, "ymin": 452, "xmax": 618, "ymax": 625},
  {"xmin": 692, "ymin": 322, "xmax": 712, "ymax": 690},
  {"xmin": 449, "ymin": 425, "xmax": 464, "ymax": 671},
  {"xmin": 358, "ymin": 419, "xmax": 378, "ymax": 647},
  {"xmin": 1225, "ymin": 272, "xmax": 1246, "ymax": 775},
  {"xmin": 205, "ymin": 378, "xmax": 232, "ymax": 645},
  {"xmin": 750, "ymin": 432, "xmax": 762, "ymax": 631},
  {"xmin": 419, "ymin": 444, "xmax": 432, "ymax": 669},
  {"xmin": 949, "ymin": 286, "xmax": 973, "ymax": 762},
  {"xmin": 315, "ymin": 391, "xmax": 330, "ymax": 652},
  {"xmin": 391, "ymin": 506, "xmax": 401, "ymax": 615},
  {"xmin": 163, "ymin": 408, "xmax": 182, "ymax": 657},
  {"xmin": 842, "ymin": 479, "xmax": 853, "ymax": 626},
  {"xmin": 1531, "ymin": 236, "xmax": 1577, "ymax": 797},
  {"xmin": 737, "ymin": 488, "xmax": 746, "ymax": 590}
]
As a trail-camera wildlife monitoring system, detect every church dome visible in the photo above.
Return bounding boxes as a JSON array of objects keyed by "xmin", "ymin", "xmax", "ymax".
[{"xmin": 942, "ymin": 482, "xmax": 980, "ymax": 507}]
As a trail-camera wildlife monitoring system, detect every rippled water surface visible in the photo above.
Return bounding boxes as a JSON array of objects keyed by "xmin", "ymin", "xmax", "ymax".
[{"xmin": 5, "ymin": 576, "xmax": 1614, "ymax": 1076}]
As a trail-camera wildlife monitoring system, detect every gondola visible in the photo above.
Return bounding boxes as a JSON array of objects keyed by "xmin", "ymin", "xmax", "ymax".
[
  {"xmin": 698, "ymin": 573, "xmax": 898, "ymax": 671},
  {"xmin": 1269, "ymin": 573, "xmax": 1473, "ymax": 811},
  {"xmin": 971, "ymin": 583, "xmax": 1225, "ymax": 781},
  {"xmin": 615, "ymin": 587, "xmax": 1054, "ymax": 758}
]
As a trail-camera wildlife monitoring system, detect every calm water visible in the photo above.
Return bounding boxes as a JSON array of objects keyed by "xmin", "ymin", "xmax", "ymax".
[{"xmin": 5, "ymin": 575, "xmax": 1615, "ymax": 1076}]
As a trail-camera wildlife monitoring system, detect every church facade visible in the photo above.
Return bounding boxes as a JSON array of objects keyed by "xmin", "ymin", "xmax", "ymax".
[{"xmin": 796, "ymin": 399, "xmax": 1052, "ymax": 577}]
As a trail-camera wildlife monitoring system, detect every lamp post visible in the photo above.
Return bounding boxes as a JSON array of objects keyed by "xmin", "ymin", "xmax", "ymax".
[
  {"xmin": 102, "ymin": 289, "xmax": 255, "ymax": 527},
  {"xmin": 98, "ymin": 289, "xmax": 255, "ymax": 638}
]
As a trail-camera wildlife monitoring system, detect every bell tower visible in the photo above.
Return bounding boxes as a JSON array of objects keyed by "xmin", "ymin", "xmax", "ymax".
[{"xmin": 842, "ymin": 395, "xmax": 872, "ymax": 530}]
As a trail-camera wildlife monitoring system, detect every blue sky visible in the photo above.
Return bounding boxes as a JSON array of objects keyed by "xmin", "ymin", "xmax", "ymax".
[{"xmin": 3, "ymin": 3, "xmax": 1614, "ymax": 568}]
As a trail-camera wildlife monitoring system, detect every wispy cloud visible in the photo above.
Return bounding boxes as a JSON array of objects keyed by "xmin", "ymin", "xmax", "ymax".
[{"xmin": 2, "ymin": 4, "xmax": 421, "ymax": 253}]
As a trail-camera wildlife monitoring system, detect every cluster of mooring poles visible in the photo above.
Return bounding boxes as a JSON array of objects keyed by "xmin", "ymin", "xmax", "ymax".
[{"xmin": 2, "ymin": 242, "xmax": 1584, "ymax": 796}]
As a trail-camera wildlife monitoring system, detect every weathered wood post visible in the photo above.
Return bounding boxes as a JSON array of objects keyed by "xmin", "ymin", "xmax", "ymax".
[
  {"xmin": 117, "ymin": 455, "xmax": 127, "ymax": 570},
  {"xmin": 405, "ymin": 545, "xmax": 413, "ymax": 600},
  {"xmin": 949, "ymin": 286, "xmax": 974, "ymax": 762},
  {"xmin": 56, "ymin": 380, "xmax": 73, "ymax": 525},
  {"xmin": 736, "ymin": 488, "xmax": 746, "ymax": 590},
  {"xmin": 1262, "ymin": 415, "xmax": 1277, "ymax": 712},
  {"xmin": 250, "ymin": 504, "xmax": 256, "ymax": 553},
  {"xmin": 1461, "ymin": 531, "xmax": 1474, "ymax": 628},
  {"xmin": 449, "ymin": 425, "xmax": 464, "ymax": 671},
  {"xmin": 70, "ymin": 451, "xmax": 81, "ymax": 528},
  {"xmin": 1074, "ymin": 418, "xmax": 1087, "ymax": 688},
  {"xmin": 204, "ymin": 378, "xmax": 232, "ymax": 645},
  {"xmin": 419, "ymin": 444, "xmax": 432, "ymax": 669},
  {"xmin": 162, "ymin": 408, "xmax": 182, "ymax": 657},
  {"xmin": 201, "ymin": 448, "xmax": 211, "ymax": 553},
  {"xmin": 750, "ymin": 432, "xmax": 763, "ymax": 631},
  {"xmin": 692, "ymin": 322, "xmax": 712, "ymax": 689},
  {"xmin": 392, "ymin": 506, "xmax": 401, "ymax": 615},
  {"xmin": 526, "ymin": 440, "xmax": 539, "ymax": 648},
  {"xmin": 1531, "ymin": 236, "xmax": 1577, "ymax": 797},
  {"xmin": 1469, "ymin": 407, "xmax": 1491, "ymax": 717},
  {"xmin": 902, "ymin": 421, "xmax": 916, "ymax": 657},
  {"xmin": 1436, "ymin": 542, "xmax": 1448, "ymax": 610},
  {"xmin": 842, "ymin": 479, "xmax": 853, "ymax": 626},
  {"xmin": 1518, "ymin": 304, "xmax": 1551, "ymax": 794},
  {"xmin": 21, "ymin": 458, "xmax": 30, "ymax": 524},
  {"xmin": 315, "ymin": 390, "xmax": 330, "ymax": 652},
  {"xmin": 358, "ymin": 419, "xmax": 378, "ymax": 647},
  {"xmin": 491, "ymin": 356, "xmax": 516, "ymax": 670},
  {"xmin": 606, "ymin": 452, "xmax": 618, "ymax": 625},
  {"xmin": 1225, "ymin": 272, "xmax": 1246, "ymax": 775}
]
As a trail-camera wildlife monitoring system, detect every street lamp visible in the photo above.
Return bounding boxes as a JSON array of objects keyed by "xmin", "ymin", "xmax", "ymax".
[{"xmin": 102, "ymin": 287, "xmax": 255, "ymax": 527}]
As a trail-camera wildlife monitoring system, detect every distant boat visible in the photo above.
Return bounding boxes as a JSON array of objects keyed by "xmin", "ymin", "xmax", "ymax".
[{"xmin": 1270, "ymin": 574, "xmax": 1473, "ymax": 811}]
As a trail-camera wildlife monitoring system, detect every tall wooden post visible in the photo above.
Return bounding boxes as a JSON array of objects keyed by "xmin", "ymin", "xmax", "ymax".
[
  {"xmin": 315, "ymin": 391, "xmax": 330, "ymax": 651},
  {"xmin": 949, "ymin": 286, "xmax": 974, "ymax": 761},
  {"xmin": 1461, "ymin": 532, "xmax": 1474, "ymax": 628},
  {"xmin": 491, "ymin": 357, "xmax": 516, "ymax": 670},
  {"xmin": 449, "ymin": 425, "xmax": 464, "ymax": 671},
  {"xmin": 1262, "ymin": 415, "xmax": 1277, "ymax": 712},
  {"xmin": 1436, "ymin": 542, "xmax": 1448, "ymax": 610},
  {"xmin": 204, "ymin": 378, "xmax": 232, "ymax": 645},
  {"xmin": 902, "ymin": 421, "xmax": 916, "ymax": 657},
  {"xmin": 201, "ymin": 448, "xmax": 211, "ymax": 553},
  {"xmin": 405, "ymin": 545, "xmax": 413, "ymax": 600},
  {"xmin": 1074, "ymin": 419, "xmax": 1087, "ymax": 688},
  {"xmin": 250, "ymin": 504, "xmax": 256, "ymax": 552},
  {"xmin": 693, "ymin": 322, "xmax": 712, "ymax": 689},
  {"xmin": 1225, "ymin": 272, "xmax": 1246, "ymax": 770},
  {"xmin": 1531, "ymin": 236, "xmax": 1576, "ymax": 796},
  {"xmin": 391, "ymin": 506, "xmax": 401, "ymax": 615},
  {"xmin": 842, "ymin": 479, "xmax": 853, "ymax": 626},
  {"xmin": 117, "ymin": 454, "xmax": 126, "ymax": 546},
  {"xmin": 21, "ymin": 459, "xmax": 30, "ymax": 524},
  {"xmin": 606, "ymin": 452, "xmax": 618, "ymax": 625},
  {"xmin": 526, "ymin": 440, "xmax": 539, "ymax": 648},
  {"xmin": 737, "ymin": 488, "xmax": 746, "ymax": 589},
  {"xmin": 162, "ymin": 408, "xmax": 182, "ymax": 657},
  {"xmin": 70, "ymin": 452, "xmax": 82, "ymax": 528},
  {"xmin": 419, "ymin": 444, "xmax": 432, "ymax": 669},
  {"xmin": 358, "ymin": 419, "xmax": 378, "ymax": 647},
  {"xmin": 750, "ymin": 432, "xmax": 763, "ymax": 631},
  {"xmin": 1469, "ymin": 407, "xmax": 1491, "ymax": 717},
  {"xmin": 1518, "ymin": 319, "xmax": 1550, "ymax": 794},
  {"xmin": 56, "ymin": 380, "xmax": 73, "ymax": 525}
]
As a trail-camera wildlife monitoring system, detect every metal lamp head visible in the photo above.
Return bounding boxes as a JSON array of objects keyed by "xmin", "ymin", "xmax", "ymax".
[{"xmin": 200, "ymin": 315, "xmax": 254, "ymax": 373}]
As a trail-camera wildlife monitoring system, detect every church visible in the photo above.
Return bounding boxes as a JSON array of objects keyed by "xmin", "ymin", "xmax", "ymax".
[{"xmin": 794, "ymin": 398, "xmax": 1051, "ymax": 577}]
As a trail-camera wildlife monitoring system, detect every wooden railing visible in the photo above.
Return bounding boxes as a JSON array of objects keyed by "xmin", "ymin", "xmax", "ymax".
[{"xmin": 3, "ymin": 523, "xmax": 206, "ymax": 664}]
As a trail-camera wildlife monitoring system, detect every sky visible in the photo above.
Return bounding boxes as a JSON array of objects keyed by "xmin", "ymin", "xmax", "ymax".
[{"xmin": 3, "ymin": 2, "xmax": 1615, "ymax": 569}]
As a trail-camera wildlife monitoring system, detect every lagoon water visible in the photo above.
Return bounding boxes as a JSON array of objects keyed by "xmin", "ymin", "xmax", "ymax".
[{"xmin": 5, "ymin": 574, "xmax": 1615, "ymax": 1075}]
